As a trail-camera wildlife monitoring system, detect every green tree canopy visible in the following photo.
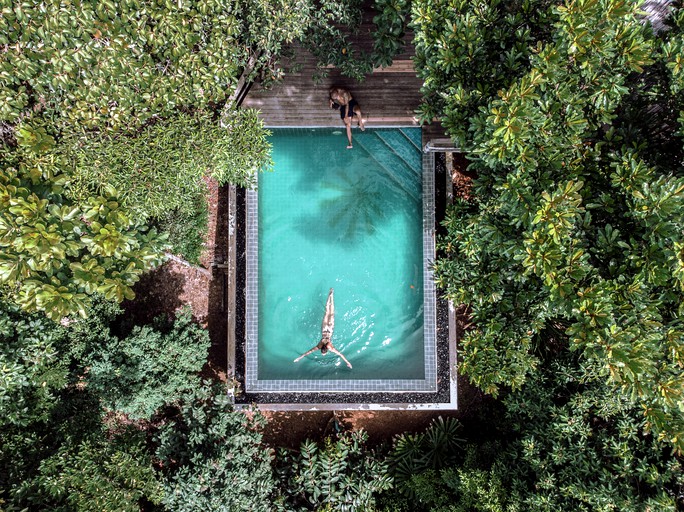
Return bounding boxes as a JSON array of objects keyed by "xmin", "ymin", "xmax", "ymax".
[
  {"xmin": 0, "ymin": 301, "xmax": 67, "ymax": 429},
  {"xmin": 0, "ymin": 308, "xmax": 163, "ymax": 512},
  {"xmin": 418, "ymin": 0, "xmax": 684, "ymax": 451},
  {"xmin": 84, "ymin": 306, "xmax": 210, "ymax": 419},
  {"xmin": 0, "ymin": 0, "xmax": 312, "ymax": 132},
  {"xmin": 382, "ymin": 354, "xmax": 684, "ymax": 511},
  {"xmin": 0, "ymin": 300, "xmax": 211, "ymax": 510},
  {"xmin": 155, "ymin": 383, "xmax": 277, "ymax": 512},
  {"xmin": 0, "ymin": 125, "xmax": 167, "ymax": 320}
]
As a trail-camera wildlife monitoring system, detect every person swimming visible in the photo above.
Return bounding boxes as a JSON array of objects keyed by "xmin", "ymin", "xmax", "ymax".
[{"xmin": 293, "ymin": 288, "xmax": 353, "ymax": 369}]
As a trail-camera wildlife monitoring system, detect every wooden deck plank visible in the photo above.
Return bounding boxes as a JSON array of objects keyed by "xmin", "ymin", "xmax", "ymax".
[
  {"xmin": 242, "ymin": 0, "xmax": 447, "ymax": 140},
  {"xmin": 242, "ymin": 15, "xmax": 443, "ymax": 133},
  {"xmin": 244, "ymin": 50, "xmax": 429, "ymax": 128}
]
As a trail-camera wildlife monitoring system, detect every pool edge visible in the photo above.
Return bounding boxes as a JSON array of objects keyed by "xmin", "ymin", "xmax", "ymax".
[{"xmin": 235, "ymin": 131, "xmax": 458, "ymax": 409}]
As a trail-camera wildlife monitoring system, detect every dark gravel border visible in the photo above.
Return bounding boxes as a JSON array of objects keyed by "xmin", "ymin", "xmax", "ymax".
[{"xmin": 233, "ymin": 152, "xmax": 451, "ymax": 405}]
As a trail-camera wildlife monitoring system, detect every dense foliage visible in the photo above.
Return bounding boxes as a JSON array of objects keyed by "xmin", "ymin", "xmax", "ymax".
[
  {"xmin": 155, "ymin": 383, "xmax": 276, "ymax": 512},
  {"xmin": 371, "ymin": 0, "xmax": 411, "ymax": 68},
  {"xmin": 421, "ymin": 0, "xmax": 684, "ymax": 452},
  {"xmin": 0, "ymin": 301, "xmax": 164, "ymax": 510},
  {"xmin": 0, "ymin": 125, "xmax": 167, "ymax": 320},
  {"xmin": 84, "ymin": 307, "xmax": 210, "ymax": 419},
  {"xmin": 388, "ymin": 416, "xmax": 464, "ymax": 495},
  {"xmin": 0, "ymin": 303, "xmax": 272, "ymax": 512},
  {"xmin": 14, "ymin": 421, "xmax": 163, "ymax": 512},
  {"xmin": 382, "ymin": 356, "xmax": 683, "ymax": 511},
  {"xmin": 276, "ymin": 429, "xmax": 392, "ymax": 511},
  {"xmin": 0, "ymin": 0, "xmax": 307, "ymax": 132},
  {"xmin": 300, "ymin": 0, "xmax": 412, "ymax": 81},
  {"xmin": 62, "ymin": 110, "xmax": 271, "ymax": 220},
  {"xmin": 500, "ymin": 354, "xmax": 682, "ymax": 510},
  {"xmin": 0, "ymin": 301, "xmax": 67, "ymax": 428},
  {"xmin": 412, "ymin": 0, "xmax": 554, "ymax": 143}
]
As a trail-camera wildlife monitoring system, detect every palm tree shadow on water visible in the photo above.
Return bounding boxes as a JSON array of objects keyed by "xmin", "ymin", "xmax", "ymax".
[{"xmin": 295, "ymin": 161, "xmax": 407, "ymax": 248}]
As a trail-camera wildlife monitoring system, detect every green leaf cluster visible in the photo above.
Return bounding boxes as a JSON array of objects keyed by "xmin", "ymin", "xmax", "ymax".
[
  {"xmin": 0, "ymin": 124, "xmax": 168, "ymax": 320},
  {"xmin": 381, "ymin": 355, "xmax": 684, "ymax": 511},
  {"xmin": 83, "ymin": 306, "xmax": 210, "ymax": 420},
  {"xmin": 372, "ymin": 0, "xmax": 410, "ymax": 68},
  {"xmin": 0, "ymin": 0, "xmax": 354, "ymax": 130},
  {"xmin": 61, "ymin": 110, "xmax": 271, "ymax": 221},
  {"xmin": 0, "ymin": 301, "xmax": 67, "ymax": 428},
  {"xmin": 0, "ymin": 0, "xmax": 238, "ymax": 131},
  {"xmin": 411, "ymin": 0, "xmax": 555, "ymax": 145},
  {"xmin": 1, "ymin": 382, "xmax": 163, "ymax": 511},
  {"xmin": 381, "ymin": 444, "xmax": 508, "ymax": 512},
  {"xmin": 218, "ymin": 107, "xmax": 274, "ymax": 187},
  {"xmin": 155, "ymin": 382, "xmax": 277, "ymax": 512},
  {"xmin": 276, "ymin": 429, "xmax": 393, "ymax": 511},
  {"xmin": 424, "ymin": 0, "xmax": 684, "ymax": 451},
  {"xmin": 389, "ymin": 416, "xmax": 465, "ymax": 494},
  {"xmin": 0, "ymin": 300, "xmax": 212, "ymax": 510},
  {"xmin": 14, "ymin": 427, "xmax": 163, "ymax": 512},
  {"xmin": 299, "ymin": 0, "xmax": 411, "ymax": 81},
  {"xmin": 498, "ymin": 355, "xmax": 683, "ymax": 511},
  {"xmin": 300, "ymin": 0, "xmax": 371, "ymax": 82}
]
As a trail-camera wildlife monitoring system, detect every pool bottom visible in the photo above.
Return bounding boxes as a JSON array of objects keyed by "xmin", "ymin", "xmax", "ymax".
[
  {"xmin": 244, "ymin": 130, "xmax": 437, "ymax": 394},
  {"xmin": 232, "ymin": 151, "xmax": 454, "ymax": 407}
]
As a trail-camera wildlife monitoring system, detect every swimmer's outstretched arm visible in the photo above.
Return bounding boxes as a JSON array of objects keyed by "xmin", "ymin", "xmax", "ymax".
[
  {"xmin": 329, "ymin": 347, "xmax": 352, "ymax": 369},
  {"xmin": 294, "ymin": 345, "xmax": 319, "ymax": 363}
]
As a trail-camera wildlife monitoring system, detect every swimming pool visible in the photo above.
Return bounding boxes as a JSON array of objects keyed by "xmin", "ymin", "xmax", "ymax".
[{"xmin": 245, "ymin": 128, "xmax": 436, "ymax": 393}]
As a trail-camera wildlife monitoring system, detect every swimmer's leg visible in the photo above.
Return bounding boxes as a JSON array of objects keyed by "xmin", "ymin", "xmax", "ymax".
[{"xmin": 321, "ymin": 288, "xmax": 335, "ymax": 334}]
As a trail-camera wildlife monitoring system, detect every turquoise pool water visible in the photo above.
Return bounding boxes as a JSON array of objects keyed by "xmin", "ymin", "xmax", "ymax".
[{"xmin": 255, "ymin": 128, "xmax": 426, "ymax": 383}]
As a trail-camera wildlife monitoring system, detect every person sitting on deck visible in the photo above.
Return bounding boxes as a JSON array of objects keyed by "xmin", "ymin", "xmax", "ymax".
[
  {"xmin": 293, "ymin": 288, "xmax": 353, "ymax": 369},
  {"xmin": 329, "ymin": 86, "xmax": 365, "ymax": 149}
]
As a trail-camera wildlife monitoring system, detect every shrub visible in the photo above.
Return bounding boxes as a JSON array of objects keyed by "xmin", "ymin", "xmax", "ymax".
[
  {"xmin": 0, "ymin": 300, "xmax": 67, "ymax": 428},
  {"xmin": 423, "ymin": 0, "xmax": 684, "ymax": 452},
  {"xmin": 0, "ymin": 124, "xmax": 168, "ymax": 320},
  {"xmin": 386, "ymin": 443, "xmax": 507, "ymax": 512},
  {"xmin": 2, "ymin": 386, "xmax": 162, "ymax": 512},
  {"xmin": 62, "ymin": 111, "xmax": 270, "ymax": 221},
  {"xmin": 15, "ymin": 429, "xmax": 163, "ymax": 512},
  {"xmin": 389, "ymin": 416, "xmax": 465, "ymax": 494},
  {"xmin": 276, "ymin": 429, "xmax": 393, "ymax": 511},
  {"xmin": 154, "ymin": 200, "xmax": 209, "ymax": 265},
  {"xmin": 155, "ymin": 383, "xmax": 276, "ymax": 512},
  {"xmin": 85, "ymin": 307, "xmax": 210, "ymax": 419},
  {"xmin": 0, "ymin": 0, "xmax": 260, "ymax": 131}
]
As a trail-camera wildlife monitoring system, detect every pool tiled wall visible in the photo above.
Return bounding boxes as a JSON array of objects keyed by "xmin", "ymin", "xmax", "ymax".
[{"xmin": 245, "ymin": 128, "xmax": 437, "ymax": 393}]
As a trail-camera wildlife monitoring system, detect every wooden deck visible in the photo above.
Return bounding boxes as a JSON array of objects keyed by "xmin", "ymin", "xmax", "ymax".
[
  {"xmin": 242, "ymin": 12, "xmax": 447, "ymax": 144},
  {"xmin": 242, "ymin": 48, "xmax": 424, "ymax": 127}
]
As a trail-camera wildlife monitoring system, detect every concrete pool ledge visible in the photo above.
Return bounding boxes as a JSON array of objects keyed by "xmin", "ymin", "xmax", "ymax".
[
  {"xmin": 229, "ymin": 131, "xmax": 458, "ymax": 410},
  {"xmin": 229, "ymin": 295, "xmax": 458, "ymax": 411}
]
